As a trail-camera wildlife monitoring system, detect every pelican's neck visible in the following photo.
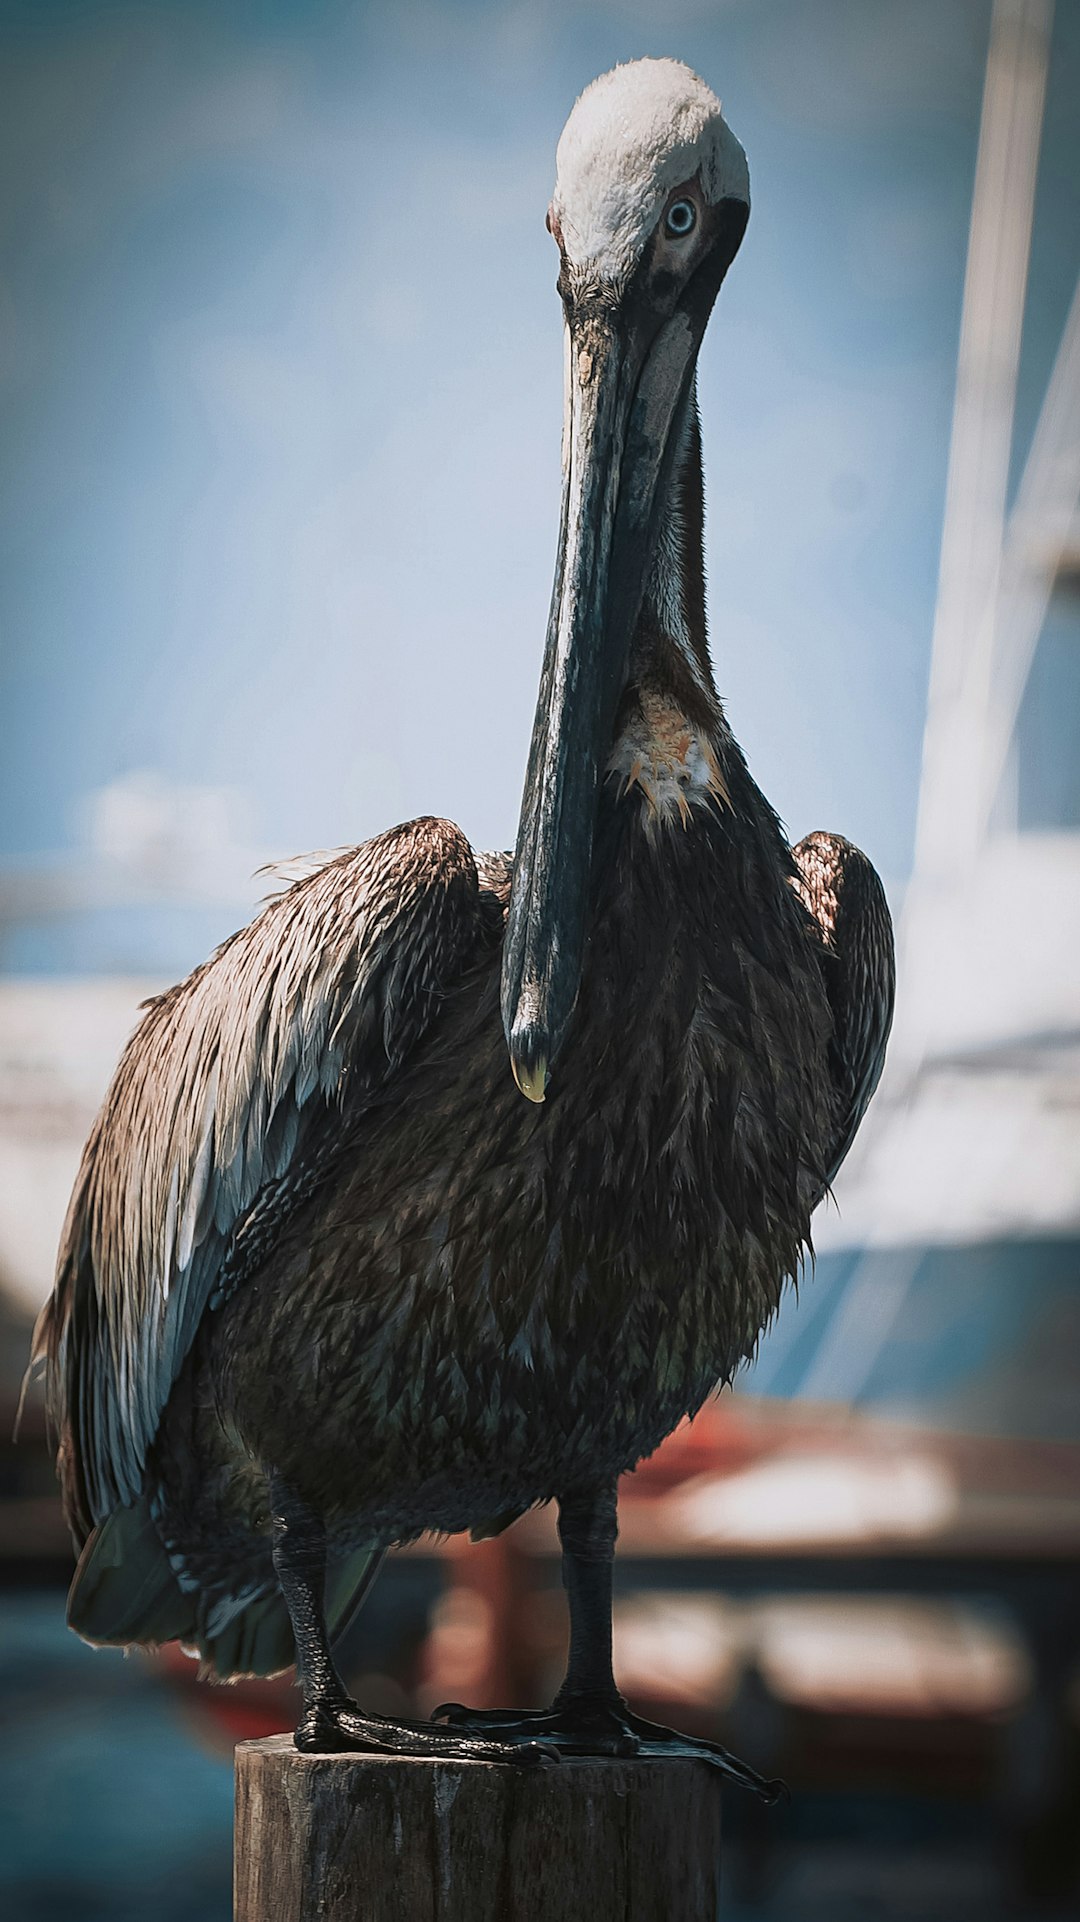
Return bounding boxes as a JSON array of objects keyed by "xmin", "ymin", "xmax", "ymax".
[
  {"xmin": 640, "ymin": 383, "xmax": 714, "ymax": 699},
  {"xmin": 608, "ymin": 381, "xmax": 728, "ymax": 823}
]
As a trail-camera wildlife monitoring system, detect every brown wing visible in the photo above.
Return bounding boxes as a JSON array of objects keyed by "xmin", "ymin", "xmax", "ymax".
[
  {"xmin": 32, "ymin": 817, "xmax": 500, "ymax": 1546},
  {"xmin": 791, "ymin": 830, "xmax": 895, "ymax": 1189}
]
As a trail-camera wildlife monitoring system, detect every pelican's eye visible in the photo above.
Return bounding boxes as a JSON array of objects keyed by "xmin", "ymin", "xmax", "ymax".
[{"xmin": 665, "ymin": 199, "xmax": 696, "ymax": 239}]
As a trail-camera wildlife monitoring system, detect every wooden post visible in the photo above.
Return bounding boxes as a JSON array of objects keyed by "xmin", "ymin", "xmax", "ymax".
[{"xmin": 235, "ymin": 1736, "xmax": 723, "ymax": 1921}]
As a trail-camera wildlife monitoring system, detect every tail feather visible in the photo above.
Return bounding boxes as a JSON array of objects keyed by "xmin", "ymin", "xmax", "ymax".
[
  {"xmin": 68, "ymin": 1502, "xmax": 383, "ymax": 1684},
  {"xmin": 197, "ymin": 1589, "xmax": 294, "ymax": 1680},
  {"xmin": 326, "ymin": 1546, "xmax": 385, "ymax": 1645},
  {"xmin": 68, "ymin": 1501, "xmax": 192, "ymax": 1648},
  {"xmin": 198, "ymin": 1547, "xmax": 383, "ymax": 1680}
]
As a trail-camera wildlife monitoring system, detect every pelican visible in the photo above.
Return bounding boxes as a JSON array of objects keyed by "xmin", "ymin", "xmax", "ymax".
[{"xmin": 33, "ymin": 59, "xmax": 893, "ymax": 1794}]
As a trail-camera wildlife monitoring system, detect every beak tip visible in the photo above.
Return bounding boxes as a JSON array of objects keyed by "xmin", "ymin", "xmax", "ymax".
[
  {"xmin": 511, "ymin": 1052, "xmax": 549, "ymax": 1104},
  {"xmin": 505, "ymin": 1000, "xmax": 552, "ymax": 1105}
]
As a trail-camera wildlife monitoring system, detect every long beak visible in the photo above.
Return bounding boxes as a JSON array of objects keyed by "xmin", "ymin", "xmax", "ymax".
[{"xmin": 501, "ymin": 303, "xmax": 701, "ymax": 1100}]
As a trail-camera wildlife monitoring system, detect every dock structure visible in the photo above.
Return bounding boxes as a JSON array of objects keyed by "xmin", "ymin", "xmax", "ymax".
[{"xmin": 234, "ymin": 1738, "xmax": 723, "ymax": 1922}]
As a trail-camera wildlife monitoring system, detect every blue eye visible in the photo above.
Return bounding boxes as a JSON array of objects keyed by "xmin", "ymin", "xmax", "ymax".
[{"xmin": 665, "ymin": 199, "xmax": 696, "ymax": 238}]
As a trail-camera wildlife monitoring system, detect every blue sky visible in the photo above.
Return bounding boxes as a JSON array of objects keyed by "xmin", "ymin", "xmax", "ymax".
[{"xmin": 1, "ymin": 0, "xmax": 1077, "ymax": 971}]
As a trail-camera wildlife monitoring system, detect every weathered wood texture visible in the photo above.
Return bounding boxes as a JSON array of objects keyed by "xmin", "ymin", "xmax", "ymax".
[{"xmin": 234, "ymin": 1735, "xmax": 724, "ymax": 1922}]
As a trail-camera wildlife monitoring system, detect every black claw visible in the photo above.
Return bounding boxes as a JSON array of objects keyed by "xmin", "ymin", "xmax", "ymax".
[
  {"xmin": 421, "ymin": 1698, "xmax": 784, "ymax": 1797},
  {"xmin": 514, "ymin": 1741, "xmax": 561, "ymax": 1768},
  {"xmin": 704, "ymin": 1755, "xmax": 786, "ymax": 1802}
]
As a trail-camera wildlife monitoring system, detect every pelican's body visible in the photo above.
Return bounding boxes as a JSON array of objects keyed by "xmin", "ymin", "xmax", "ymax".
[
  {"xmin": 36, "ymin": 60, "xmax": 893, "ymax": 1780},
  {"xmin": 157, "ymin": 796, "xmax": 829, "ymax": 1587}
]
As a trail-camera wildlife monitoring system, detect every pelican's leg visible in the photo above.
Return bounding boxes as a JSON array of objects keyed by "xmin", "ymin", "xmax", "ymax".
[
  {"xmin": 553, "ymin": 1480, "xmax": 622, "ymax": 1712},
  {"xmin": 435, "ymin": 1482, "xmax": 783, "ymax": 1799},
  {"xmin": 268, "ymin": 1475, "xmax": 552, "ymax": 1765}
]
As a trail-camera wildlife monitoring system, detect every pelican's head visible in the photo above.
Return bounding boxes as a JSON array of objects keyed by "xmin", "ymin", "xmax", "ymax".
[
  {"xmin": 550, "ymin": 58, "xmax": 748, "ymax": 284},
  {"xmin": 503, "ymin": 60, "xmax": 749, "ymax": 1102}
]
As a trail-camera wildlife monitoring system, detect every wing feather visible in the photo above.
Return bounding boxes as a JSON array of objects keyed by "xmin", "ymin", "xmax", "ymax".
[
  {"xmin": 791, "ymin": 831, "xmax": 895, "ymax": 1189},
  {"xmin": 35, "ymin": 816, "xmax": 497, "ymax": 1545}
]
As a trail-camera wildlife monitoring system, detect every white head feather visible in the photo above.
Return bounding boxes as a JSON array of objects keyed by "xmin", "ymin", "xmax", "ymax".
[{"xmin": 553, "ymin": 58, "xmax": 749, "ymax": 280}]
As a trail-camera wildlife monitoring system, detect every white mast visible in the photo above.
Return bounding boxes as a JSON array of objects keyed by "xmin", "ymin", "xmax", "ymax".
[{"xmin": 914, "ymin": 0, "xmax": 1053, "ymax": 882}]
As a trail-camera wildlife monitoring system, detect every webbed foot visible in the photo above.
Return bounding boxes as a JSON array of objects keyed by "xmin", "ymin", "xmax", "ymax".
[
  {"xmin": 296, "ymin": 1699, "xmax": 555, "ymax": 1766},
  {"xmin": 432, "ymin": 1693, "xmax": 784, "ymax": 1800}
]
